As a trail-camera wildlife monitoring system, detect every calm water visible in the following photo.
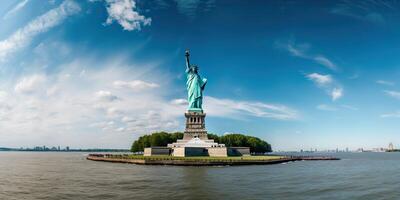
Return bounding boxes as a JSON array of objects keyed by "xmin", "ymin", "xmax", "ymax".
[{"xmin": 1, "ymin": 152, "xmax": 400, "ymax": 200}]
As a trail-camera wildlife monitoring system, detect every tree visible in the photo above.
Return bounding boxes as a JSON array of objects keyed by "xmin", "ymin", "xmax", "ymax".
[
  {"xmin": 131, "ymin": 132, "xmax": 184, "ymax": 152},
  {"xmin": 219, "ymin": 134, "xmax": 272, "ymax": 153},
  {"xmin": 207, "ymin": 133, "xmax": 220, "ymax": 143}
]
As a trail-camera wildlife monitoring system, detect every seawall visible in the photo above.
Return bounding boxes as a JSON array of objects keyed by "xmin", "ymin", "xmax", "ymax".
[{"xmin": 86, "ymin": 154, "xmax": 339, "ymax": 166}]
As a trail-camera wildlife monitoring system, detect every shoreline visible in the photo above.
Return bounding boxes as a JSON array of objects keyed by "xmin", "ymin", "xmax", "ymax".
[{"xmin": 86, "ymin": 154, "xmax": 340, "ymax": 166}]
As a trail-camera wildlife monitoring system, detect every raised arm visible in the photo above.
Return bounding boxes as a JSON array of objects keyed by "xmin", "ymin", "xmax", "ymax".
[{"xmin": 185, "ymin": 50, "xmax": 190, "ymax": 71}]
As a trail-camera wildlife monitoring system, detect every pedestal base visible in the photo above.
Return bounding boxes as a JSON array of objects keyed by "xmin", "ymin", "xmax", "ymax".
[
  {"xmin": 143, "ymin": 110, "xmax": 250, "ymax": 157},
  {"xmin": 168, "ymin": 137, "xmax": 224, "ymax": 148},
  {"xmin": 144, "ymin": 146, "xmax": 250, "ymax": 157}
]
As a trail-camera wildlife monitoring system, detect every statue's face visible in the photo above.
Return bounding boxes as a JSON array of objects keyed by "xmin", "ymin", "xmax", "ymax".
[{"xmin": 191, "ymin": 65, "xmax": 198, "ymax": 73}]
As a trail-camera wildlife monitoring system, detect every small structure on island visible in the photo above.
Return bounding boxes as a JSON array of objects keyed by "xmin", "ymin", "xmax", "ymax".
[
  {"xmin": 144, "ymin": 50, "xmax": 250, "ymax": 157},
  {"xmin": 389, "ymin": 143, "xmax": 394, "ymax": 151}
]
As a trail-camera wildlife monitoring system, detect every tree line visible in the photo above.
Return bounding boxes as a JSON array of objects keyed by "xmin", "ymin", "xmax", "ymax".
[{"xmin": 131, "ymin": 132, "xmax": 272, "ymax": 153}]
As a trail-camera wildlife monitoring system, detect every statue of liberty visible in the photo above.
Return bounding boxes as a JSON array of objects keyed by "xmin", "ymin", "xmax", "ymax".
[{"xmin": 185, "ymin": 50, "xmax": 207, "ymax": 112}]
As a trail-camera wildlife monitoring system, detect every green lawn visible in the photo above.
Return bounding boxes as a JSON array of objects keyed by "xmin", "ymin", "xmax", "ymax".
[{"xmin": 106, "ymin": 154, "xmax": 286, "ymax": 161}]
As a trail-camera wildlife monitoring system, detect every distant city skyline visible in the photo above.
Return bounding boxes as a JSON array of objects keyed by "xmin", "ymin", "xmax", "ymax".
[
  {"xmin": 0, "ymin": 145, "xmax": 130, "ymax": 152},
  {"xmin": 2, "ymin": 0, "xmax": 400, "ymax": 150}
]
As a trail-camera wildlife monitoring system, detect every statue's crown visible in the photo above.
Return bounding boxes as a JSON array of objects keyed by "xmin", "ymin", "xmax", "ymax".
[{"xmin": 191, "ymin": 65, "xmax": 198, "ymax": 70}]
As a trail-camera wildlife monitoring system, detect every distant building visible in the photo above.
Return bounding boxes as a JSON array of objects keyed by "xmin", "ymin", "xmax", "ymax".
[
  {"xmin": 66, "ymin": 146, "xmax": 70, "ymax": 151},
  {"xmin": 389, "ymin": 143, "xmax": 394, "ymax": 151}
]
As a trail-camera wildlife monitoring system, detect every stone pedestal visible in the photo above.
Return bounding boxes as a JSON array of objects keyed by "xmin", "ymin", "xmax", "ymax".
[
  {"xmin": 168, "ymin": 111, "xmax": 225, "ymax": 149},
  {"xmin": 183, "ymin": 112, "xmax": 207, "ymax": 140}
]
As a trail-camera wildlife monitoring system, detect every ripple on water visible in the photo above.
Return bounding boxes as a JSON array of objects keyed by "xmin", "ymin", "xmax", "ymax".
[{"xmin": 1, "ymin": 152, "xmax": 400, "ymax": 199}]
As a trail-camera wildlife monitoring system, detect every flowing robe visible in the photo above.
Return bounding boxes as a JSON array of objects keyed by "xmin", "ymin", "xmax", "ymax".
[{"xmin": 186, "ymin": 68, "xmax": 207, "ymax": 111}]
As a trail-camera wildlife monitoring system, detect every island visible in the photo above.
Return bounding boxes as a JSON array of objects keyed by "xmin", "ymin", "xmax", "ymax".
[{"xmin": 87, "ymin": 50, "xmax": 339, "ymax": 166}]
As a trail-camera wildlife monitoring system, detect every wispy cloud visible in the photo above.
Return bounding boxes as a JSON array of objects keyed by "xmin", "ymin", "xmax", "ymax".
[
  {"xmin": 331, "ymin": 0, "xmax": 400, "ymax": 25},
  {"xmin": 174, "ymin": 0, "xmax": 215, "ymax": 19},
  {"xmin": 2, "ymin": 0, "xmax": 29, "ymax": 20},
  {"xmin": 0, "ymin": 0, "xmax": 80, "ymax": 61},
  {"xmin": 103, "ymin": 0, "xmax": 151, "ymax": 31},
  {"xmin": 313, "ymin": 55, "xmax": 336, "ymax": 70},
  {"xmin": 306, "ymin": 73, "xmax": 343, "ymax": 101},
  {"xmin": 113, "ymin": 80, "xmax": 159, "ymax": 91},
  {"xmin": 376, "ymin": 80, "xmax": 395, "ymax": 86},
  {"xmin": 306, "ymin": 73, "xmax": 332, "ymax": 87},
  {"xmin": 384, "ymin": 90, "xmax": 400, "ymax": 100},
  {"xmin": 170, "ymin": 98, "xmax": 187, "ymax": 106},
  {"xmin": 14, "ymin": 74, "xmax": 46, "ymax": 94},
  {"xmin": 341, "ymin": 104, "xmax": 358, "ymax": 111},
  {"xmin": 331, "ymin": 87, "xmax": 343, "ymax": 101},
  {"xmin": 203, "ymin": 96, "xmax": 299, "ymax": 120},
  {"xmin": 171, "ymin": 97, "xmax": 299, "ymax": 120},
  {"xmin": 381, "ymin": 111, "xmax": 400, "ymax": 118},
  {"xmin": 317, "ymin": 104, "xmax": 337, "ymax": 111},
  {"xmin": 279, "ymin": 40, "xmax": 337, "ymax": 70},
  {"xmin": 317, "ymin": 104, "xmax": 358, "ymax": 112}
]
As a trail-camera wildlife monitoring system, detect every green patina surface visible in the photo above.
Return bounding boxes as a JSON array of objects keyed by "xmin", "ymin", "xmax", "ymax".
[{"xmin": 185, "ymin": 50, "xmax": 207, "ymax": 112}]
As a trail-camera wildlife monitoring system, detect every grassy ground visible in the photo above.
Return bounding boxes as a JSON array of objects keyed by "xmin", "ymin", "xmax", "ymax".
[{"xmin": 105, "ymin": 154, "xmax": 286, "ymax": 161}]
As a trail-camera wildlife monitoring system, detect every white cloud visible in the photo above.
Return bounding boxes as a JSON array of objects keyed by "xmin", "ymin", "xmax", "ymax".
[
  {"xmin": 0, "ymin": 0, "xmax": 80, "ymax": 61},
  {"xmin": 104, "ymin": 0, "xmax": 151, "ymax": 31},
  {"xmin": 384, "ymin": 90, "xmax": 400, "ymax": 100},
  {"xmin": 306, "ymin": 73, "xmax": 343, "ymax": 101},
  {"xmin": 306, "ymin": 73, "xmax": 332, "ymax": 87},
  {"xmin": 331, "ymin": 87, "xmax": 343, "ymax": 101},
  {"xmin": 0, "ymin": 57, "xmax": 183, "ymax": 148},
  {"xmin": 113, "ymin": 80, "xmax": 159, "ymax": 91},
  {"xmin": 3, "ymin": 0, "xmax": 30, "ymax": 20},
  {"xmin": 376, "ymin": 80, "xmax": 395, "ymax": 86},
  {"xmin": 282, "ymin": 41, "xmax": 337, "ymax": 70},
  {"xmin": 204, "ymin": 96, "xmax": 299, "ymax": 120},
  {"xmin": 95, "ymin": 90, "xmax": 119, "ymax": 102},
  {"xmin": 170, "ymin": 98, "xmax": 187, "ymax": 105},
  {"xmin": 14, "ymin": 74, "xmax": 46, "ymax": 94}
]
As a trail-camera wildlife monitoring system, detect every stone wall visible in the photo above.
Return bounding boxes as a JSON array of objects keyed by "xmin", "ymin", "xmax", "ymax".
[
  {"xmin": 172, "ymin": 147, "xmax": 185, "ymax": 157},
  {"xmin": 144, "ymin": 147, "xmax": 171, "ymax": 156},
  {"xmin": 185, "ymin": 147, "xmax": 208, "ymax": 156},
  {"xmin": 228, "ymin": 147, "xmax": 251, "ymax": 156},
  {"xmin": 208, "ymin": 147, "xmax": 228, "ymax": 157},
  {"xmin": 173, "ymin": 147, "xmax": 213, "ymax": 157}
]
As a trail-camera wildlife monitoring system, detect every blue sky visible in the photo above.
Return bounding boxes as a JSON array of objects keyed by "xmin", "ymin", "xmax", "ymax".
[{"xmin": 1, "ymin": 0, "xmax": 400, "ymax": 150}]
